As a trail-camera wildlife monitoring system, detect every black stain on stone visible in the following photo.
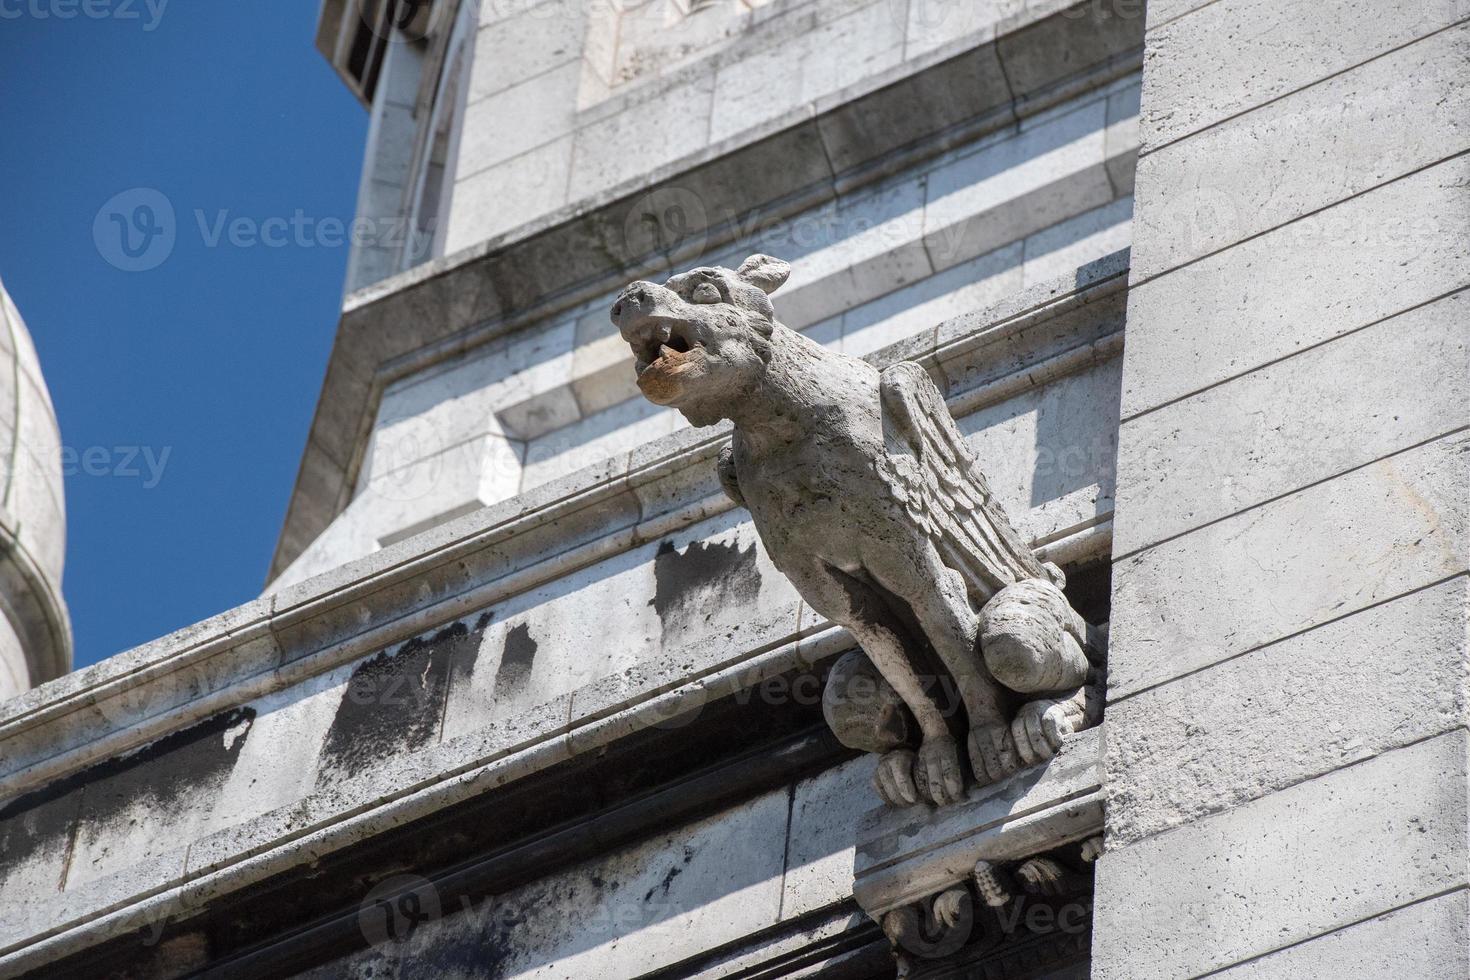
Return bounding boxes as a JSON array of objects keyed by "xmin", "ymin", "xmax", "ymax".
[
  {"xmin": 649, "ymin": 538, "xmax": 761, "ymax": 644},
  {"xmin": 643, "ymin": 844, "xmax": 695, "ymax": 903},
  {"xmin": 492, "ymin": 622, "xmax": 539, "ymax": 701},
  {"xmin": 0, "ymin": 707, "xmax": 256, "ymax": 885},
  {"xmin": 316, "ymin": 618, "xmax": 489, "ymax": 789}
]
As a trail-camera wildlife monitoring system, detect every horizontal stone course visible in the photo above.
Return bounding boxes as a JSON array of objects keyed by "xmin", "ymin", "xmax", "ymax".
[
  {"xmin": 1113, "ymin": 289, "xmax": 1470, "ymax": 555},
  {"xmin": 1139, "ymin": 0, "xmax": 1470, "ymax": 151},
  {"xmin": 1092, "ymin": 731, "xmax": 1470, "ymax": 980},
  {"xmin": 1109, "ymin": 431, "xmax": 1470, "ymax": 698},
  {"xmin": 1106, "ymin": 577, "xmax": 1469, "ymax": 845},
  {"xmin": 1121, "ymin": 155, "xmax": 1470, "ymax": 418},
  {"xmin": 1211, "ymin": 889, "xmax": 1470, "ymax": 979},
  {"xmin": 1132, "ymin": 21, "xmax": 1470, "ymax": 280}
]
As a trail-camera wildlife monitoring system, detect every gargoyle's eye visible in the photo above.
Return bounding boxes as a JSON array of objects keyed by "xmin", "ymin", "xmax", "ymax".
[{"xmin": 691, "ymin": 282, "xmax": 721, "ymax": 304}]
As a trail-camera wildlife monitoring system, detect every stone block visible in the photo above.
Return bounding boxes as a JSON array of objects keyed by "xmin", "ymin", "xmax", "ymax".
[
  {"xmin": 1211, "ymin": 889, "xmax": 1470, "ymax": 979},
  {"xmin": 1140, "ymin": 0, "xmax": 1470, "ymax": 150},
  {"xmin": 1019, "ymin": 195, "xmax": 1133, "ymax": 289},
  {"xmin": 954, "ymin": 356, "xmax": 1121, "ymax": 541},
  {"xmin": 1102, "ymin": 79, "xmax": 1139, "ymax": 195},
  {"xmin": 1133, "ymin": 23, "xmax": 1470, "ymax": 280},
  {"xmin": 995, "ymin": 0, "xmax": 1145, "ymax": 99},
  {"xmin": 522, "ymin": 398, "xmax": 676, "ymax": 492},
  {"xmin": 567, "ymin": 73, "xmax": 717, "ymax": 201},
  {"xmin": 794, "ymin": 0, "xmax": 907, "ymax": 105},
  {"xmin": 396, "ymin": 787, "xmax": 790, "ymax": 979},
  {"xmin": 1092, "ymin": 732, "xmax": 1470, "ymax": 980},
  {"xmin": 781, "ymin": 755, "xmax": 879, "ymax": 918},
  {"xmin": 714, "ymin": 37, "xmax": 823, "ymax": 144},
  {"xmin": 444, "ymin": 135, "xmax": 574, "ymax": 250},
  {"xmin": 923, "ymin": 97, "xmax": 1112, "ymax": 272},
  {"xmin": 1143, "ymin": 0, "xmax": 1212, "ymax": 29},
  {"xmin": 63, "ymin": 706, "xmax": 259, "ymax": 889},
  {"xmin": 903, "ymin": 0, "xmax": 1001, "ymax": 61},
  {"xmin": 1115, "ymin": 290, "xmax": 1470, "ymax": 555},
  {"xmin": 468, "ymin": 0, "xmax": 587, "ymax": 103},
  {"xmin": 439, "ymin": 558, "xmax": 657, "ymax": 742},
  {"xmin": 1106, "ymin": 578, "xmax": 1470, "ymax": 845},
  {"xmin": 1121, "ymin": 156, "xmax": 1470, "ymax": 417},
  {"xmin": 0, "ymin": 776, "xmax": 80, "ymax": 927},
  {"xmin": 1109, "ymin": 431, "xmax": 1469, "ymax": 698},
  {"xmin": 816, "ymin": 44, "xmax": 1013, "ymax": 177},
  {"xmin": 841, "ymin": 242, "xmax": 1022, "ymax": 357},
  {"xmin": 456, "ymin": 60, "xmax": 581, "ymax": 176}
]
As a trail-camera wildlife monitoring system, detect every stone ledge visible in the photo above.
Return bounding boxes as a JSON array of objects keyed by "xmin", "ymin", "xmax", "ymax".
[{"xmin": 852, "ymin": 727, "xmax": 1103, "ymax": 919}]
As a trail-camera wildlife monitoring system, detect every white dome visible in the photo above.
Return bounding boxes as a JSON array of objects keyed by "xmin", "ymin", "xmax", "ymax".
[{"xmin": 0, "ymin": 277, "xmax": 71, "ymax": 699}]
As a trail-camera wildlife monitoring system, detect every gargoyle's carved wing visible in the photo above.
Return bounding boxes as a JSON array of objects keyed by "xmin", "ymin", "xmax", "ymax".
[{"xmin": 879, "ymin": 361, "xmax": 1051, "ymax": 598}]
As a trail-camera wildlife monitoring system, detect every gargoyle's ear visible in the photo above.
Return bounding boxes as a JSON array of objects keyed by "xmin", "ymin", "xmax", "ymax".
[{"xmin": 736, "ymin": 254, "xmax": 791, "ymax": 295}]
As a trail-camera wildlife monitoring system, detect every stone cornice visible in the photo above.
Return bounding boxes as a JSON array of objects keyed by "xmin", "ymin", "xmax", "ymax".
[{"xmin": 269, "ymin": 0, "xmax": 1144, "ymax": 581}]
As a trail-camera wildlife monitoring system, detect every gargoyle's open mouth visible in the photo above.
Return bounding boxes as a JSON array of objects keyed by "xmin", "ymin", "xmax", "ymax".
[
  {"xmin": 632, "ymin": 322, "xmax": 696, "ymax": 373},
  {"xmin": 634, "ymin": 323, "xmax": 708, "ymax": 404}
]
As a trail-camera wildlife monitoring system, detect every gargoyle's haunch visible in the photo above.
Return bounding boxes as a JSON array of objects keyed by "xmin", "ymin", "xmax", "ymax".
[{"xmin": 612, "ymin": 255, "xmax": 1103, "ymax": 806}]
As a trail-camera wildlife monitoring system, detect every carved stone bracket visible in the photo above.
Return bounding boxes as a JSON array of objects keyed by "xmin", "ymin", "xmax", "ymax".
[{"xmin": 852, "ymin": 725, "xmax": 1103, "ymax": 974}]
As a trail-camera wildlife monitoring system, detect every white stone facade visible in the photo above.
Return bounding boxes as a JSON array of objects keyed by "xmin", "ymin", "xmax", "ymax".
[{"xmin": 1, "ymin": 0, "xmax": 1464, "ymax": 977}]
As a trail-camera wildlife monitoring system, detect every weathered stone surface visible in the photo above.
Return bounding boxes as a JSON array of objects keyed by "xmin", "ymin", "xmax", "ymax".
[
  {"xmin": 923, "ymin": 97, "xmax": 1111, "ymax": 273},
  {"xmin": 1092, "ymin": 732, "xmax": 1470, "ymax": 980},
  {"xmin": 396, "ymin": 788, "xmax": 790, "ymax": 979},
  {"xmin": 1109, "ymin": 431, "xmax": 1469, "ymax": 698},
  {"xmin": 1139, "ymin": 0, "xmax": 1470, "ymax": 150},
  {"xmin": 1106, "ymin": 578, "xmax": 1469, "ymax": 845},
  {"xmin": 853, "ymin": 726, "xmax": 1102, "ymax": 918},
  {"xmin": 1114, "ymin": 290, "xmax": 1470, "ymax": 555},
  {"xmin": 1133, "ymin": 22, "xmax": 1470, "ymax": 279},
  {"xmin": 781, "ymin": 755, "xmax": 879, "ymax": 918},
  {"xmin": 467, "ymin": 0, "xmax": 585, "ymax": 103},
  {"xmin": 1211, "ymin": 889, "xmax": 1470, "ymax": 980},
  {"xmin": 457, "ymin": 60, "xmax": 581, "ymax": 176},
  {"xmin": 1121, "ymin": 155, "xmax": 1470, "ymax": 418}
]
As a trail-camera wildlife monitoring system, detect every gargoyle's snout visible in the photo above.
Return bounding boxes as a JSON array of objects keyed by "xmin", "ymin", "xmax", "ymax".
[{"xmin": 610, "ymin": 280, "xmax": 680, "ymax": 337}]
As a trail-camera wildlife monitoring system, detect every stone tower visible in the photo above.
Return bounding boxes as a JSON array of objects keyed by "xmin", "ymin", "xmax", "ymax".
[{"xmin": 0, "ymin": 277, "xmax": 70, "ymax": 701}]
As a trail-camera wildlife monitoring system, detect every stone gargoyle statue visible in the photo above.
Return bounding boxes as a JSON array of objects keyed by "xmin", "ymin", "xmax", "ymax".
[{"xmin": 612, "ymin": 255, "xmax": 1103, "ymax": 807}]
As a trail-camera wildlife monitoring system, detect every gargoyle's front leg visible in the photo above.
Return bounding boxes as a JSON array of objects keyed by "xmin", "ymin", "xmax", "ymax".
[
  {"xmin": 844, "ymin": 617, "xmax": 964, "ymax": 806},
  {"xmin": 868, "ymin": 547, "xmax": 1022, "ymax": 788},
  {"xmin": 811, "ymin": 564, "xmax": 965, "ymax": 806}
]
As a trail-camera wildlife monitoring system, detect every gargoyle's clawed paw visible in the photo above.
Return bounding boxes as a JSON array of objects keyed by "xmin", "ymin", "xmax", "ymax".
[
  {"xmin": 874, "ymin": 748, "xmax": 921, "ymax": 807},
  {"xmin": 1010, "ymin": 699, "xmax": 1077, "ymax": 765},
  {"xmin": 968, "ymin": 724, "xmax": 1023, "ymax": 787},
  {"xmin": 915, "ymin": 735, "xmax": 965, "ymax": 806},
  {"xmin": 1015, "ymin": 857, "xmax": 1068, "ymax": 896},
  {"xmin": 932, "ymin": 888, "xmax": 968, "ymax": 930}
]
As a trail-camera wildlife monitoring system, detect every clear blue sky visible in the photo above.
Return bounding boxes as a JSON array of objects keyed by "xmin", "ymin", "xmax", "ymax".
[{"xmin": 0, "ymin": 3, "xmax": 367, "ymax": 668}]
